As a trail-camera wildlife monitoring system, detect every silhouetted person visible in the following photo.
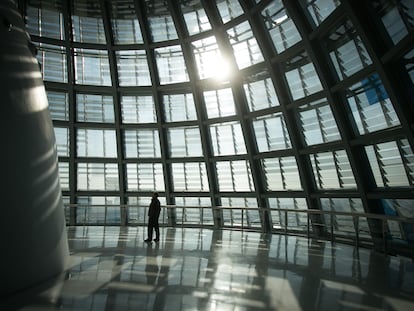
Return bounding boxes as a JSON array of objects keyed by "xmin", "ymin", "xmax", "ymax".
[{"xmin": 144, "ymin": 192, "xmax": 161, "ymax": 243}]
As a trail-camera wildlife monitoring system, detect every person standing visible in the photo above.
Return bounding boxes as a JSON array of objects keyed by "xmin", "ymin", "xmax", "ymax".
[{"xmin": 145, "ymin": 192, "xmax": 161, "ymax": 243}]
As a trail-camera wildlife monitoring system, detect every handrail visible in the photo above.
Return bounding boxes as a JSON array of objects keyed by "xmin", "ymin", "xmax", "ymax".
[
  {"xmin": 64, "ymin": 203, "xmax": 414, "ymax": 255},
  {"xmin": 64, "ymin": 203, "xmax": 414, "ymax": 224}
]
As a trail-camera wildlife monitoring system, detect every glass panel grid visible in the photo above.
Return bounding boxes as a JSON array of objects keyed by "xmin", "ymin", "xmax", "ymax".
[
  {"xmin": 382, "ymin": 199, "xmax": 414, "ymax": 242},
  {"xmin": 76, "ymin": 196, "xmax": 121, "ymax": 225},
  {"xmin": 192, "ymin": 36, "xmax": 229, "ymax": 80},
  {"xmin": 58, "ymin": 162, "xmax": 69, "ymax": 190},
  {"xmin": 373, "ymin": 0, "xmax": 414, "ymax": 45},
  {"xmin": 174, "ymin": 197, "xmax": 213, "ymax": 225}
]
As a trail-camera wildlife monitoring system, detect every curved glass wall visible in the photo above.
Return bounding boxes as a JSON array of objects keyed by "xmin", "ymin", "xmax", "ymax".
[{"xmin": 20, "ymin": 0, "xmax": 414, "ymax": 246}]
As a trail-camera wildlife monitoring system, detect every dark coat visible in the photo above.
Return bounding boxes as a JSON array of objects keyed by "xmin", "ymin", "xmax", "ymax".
[{"xmin": 148, "ymin": 197, "xmax": 161, "ymax": 220}]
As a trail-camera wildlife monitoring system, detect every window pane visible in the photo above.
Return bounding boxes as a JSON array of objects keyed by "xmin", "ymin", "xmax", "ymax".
[
  {"xmin": 74, "ymin": 48, "xmax": 111, "ymax": 86},
  {"xmin": 365, "ymin": 140, "xmax": 413, "ymax": 187},
  {"xmin": 310, "ymin": 150, "xmax": 357, "ymax": 189},
  {"xmin": 116, "ymin": 50, "xmax": 151, "ymax": 86},
  {"xmin": 216, "ymin": 0, "xmax": 244, "ymax": 24},
  {"xmin": 172, "ymin": 162, "xmax": 209, "ymax": 191},
  {"xmin": 54, "ymin": 127, "xmax": 69, "ymax": 156},
  {"xmin": 285, "ymin": 52, "xmax": 323, "ymax": 100},
  {"xmin": 221, "ymin": 197, "xmax": 261, "ymax": 228},
  {"xmin": 124, "ymin": 129, "xmax": 161, "ymax": 158},
  {"xmin": 298, "ymin": 98, "xmax": 341, "ymax": 145},
  {"xmin": 175, "ymin": 197, "xmax": 213, "ymax": 225},
  {"xmin": 346, "ymin": 73, "xmax": 400, "ymax": 135},
  {"xmin": 58, "ymin": 162, "xmax": 69, "ymax": 190},
  {"xmin": 227, "ymin": 21, "xmax": 264, "ymax": 69},
  {"xmin": 203, "ymin": 88, "xmax": 236, "ymax": 118},
  {"xmin": 210, "ymin": 122, "xmax": 246, "ymax": 156},
  {"xmin": 192, "ymin": 36, "xmax": 230, "ymax": 81},
  {"xmin": 77, "ymin": 163, "xmax": 119, "ymax": 191},
  {"xmin": 263, "ymin": 157, "xmax": 302, "ymax": 190},
  {"xmin": 121, "ymin": 96, "xmax": 157, "ymax": 123},
  {"xmin": 27, "ymin": 1, "xmax": 65, "ymax": 40},
  {"xmin": 216, "ymin": 160, "xmax": 255, "ymax": 191},
  {"xmin": 244, "ymin": 76, "xmax": 280, "ymax": 111},
  {"xmin": 163, "ymin": 93, "xmax": 197, "ymax": 122},
  {"xmin": 37, "ymin": 43, "xmax": 67, "ymax": 83},
  {"xmin": 302, "ymin": 0, "xmax": 341, "ymax": 27},
  {"xmin": 372, "ymin": 0, "xmax": 414, "ymax": 45},
  {"xmin": 47, "ymin": 90, "xmax": 69, "ymax": 121},
  {"xmin": 168, "ymin": 127, "xmax": 203, "ymax": 157},
  {"xmin": 76, "ymin": 196, "xmax": 121, "ymax": 225},
  {"xmin": 76, "ymin": 94, "xmax": 114, "ymax": 123},
  {"xmin": 262, "ymin": 0, "xmax": 302, "ymax": 53},
  {"xmin": 321, "ymin": 198, "xmax": 371, "ymax": 239},
  {"xmin": 145, "ymin": 0, "xmax": 178, "ymax": 42},
  {"xmin": 155, "ymin": 45, "xmax": 189, "ymax": 84},
  {"xmin": 72, "ymin": 0, "xmax": 106, "ymax": 44},
  {"xmin": 126, "ymin": 163, "xmax": 165, "ymax": 191},
  {"xmin": 327, "ymin": 20, "xmax": 372, "ymax": 80},
  {"xmin": 253, "ymin": 113, "xmax": 291, "ymax": 152},
  {"xmin": 110, "ymin": 0, "xmax": 143, "ymax": 44},
  {"xmin": 77, "ymin": 129, "xmax": 117, "ymax": 157},
  {"xmin": 181, "ymin": 1, "xmax": 211, "ymax": 35}
]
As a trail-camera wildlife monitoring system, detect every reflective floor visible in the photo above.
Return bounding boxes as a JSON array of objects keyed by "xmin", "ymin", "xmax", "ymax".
[{"xmin": 4, "ymin": 226, "xmax": 414, "ymax": 310}]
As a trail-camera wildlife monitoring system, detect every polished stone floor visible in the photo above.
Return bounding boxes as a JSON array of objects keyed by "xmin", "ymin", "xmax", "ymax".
[{"xmin": 3, "ymin": 226, "xmax": 414, "ymax": 310}]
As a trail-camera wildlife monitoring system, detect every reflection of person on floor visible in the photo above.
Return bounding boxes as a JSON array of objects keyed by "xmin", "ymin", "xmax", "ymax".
[
  {"xmin": 145, "ymin": 192, "xmax": 161, "ymax": 243},
  {"xmin": 145, "ymin": 243, "xmax": 159, "ymax": 285}
]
